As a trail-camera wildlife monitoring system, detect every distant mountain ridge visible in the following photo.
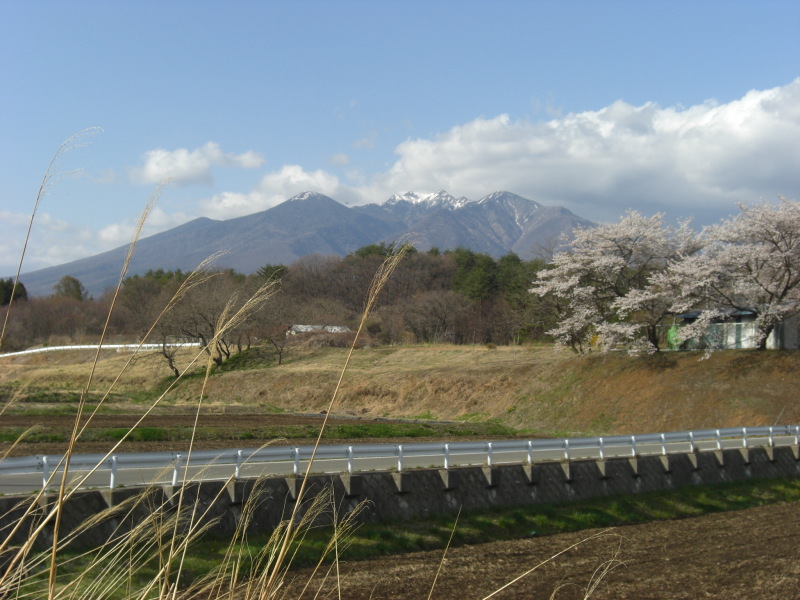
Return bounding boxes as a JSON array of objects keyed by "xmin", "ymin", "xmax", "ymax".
[{"xmin": 16, "ymin": 191, "xmax": 593, "ymax": 296}]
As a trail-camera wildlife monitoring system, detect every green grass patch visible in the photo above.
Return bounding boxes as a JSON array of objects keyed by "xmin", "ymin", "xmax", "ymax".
[
  {"xmin": 314, "ymin": 476, "xmax": 800, "ymax": 563},
  {"xmin": 324, "ymin": 423, "xmax": 436, "ymax": 439},
  {"xmin": 89, "ymin": 426, "xmax": 173, "ymax": 443},
  {"xmin": 409, "ymin": 410, "xmax": 435, "ymax": 420},
  {"xmin": 459, "ymin": 412, "xmax": 491, "ymax": 422},
  {"xmin": 0, "ymin": 428, "xmax": 66, "ymax": 444}
]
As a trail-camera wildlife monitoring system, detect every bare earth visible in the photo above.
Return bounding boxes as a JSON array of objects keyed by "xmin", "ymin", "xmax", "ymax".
[{"xmin": 284, "ymin": 501, "xmax": 800, "ymax": 600}]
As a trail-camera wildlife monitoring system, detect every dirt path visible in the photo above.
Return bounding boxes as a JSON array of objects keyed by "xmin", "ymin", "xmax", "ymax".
[{"xmin": 284, "ymin": 501, "xmax": 800, "ymax": 600}]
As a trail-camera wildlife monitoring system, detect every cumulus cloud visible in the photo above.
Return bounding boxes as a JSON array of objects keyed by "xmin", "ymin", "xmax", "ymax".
[
  {"xmin": 364, "ymin": 79, "xmax": 800, "ymax": 224},
  {"xmin": 0, "ymin": 211, "xmax": 96, "ymax": 274},
  {"xmin": 96, "ymin": 207, "xmax": 193, "ymax": 248},
  {"xmin": 199, "ymin": 165, "xmax": 344, "ymax": 219},
  {"xmin": 131, "ymin": 142, "xmax": 264, "ymax": 186}
]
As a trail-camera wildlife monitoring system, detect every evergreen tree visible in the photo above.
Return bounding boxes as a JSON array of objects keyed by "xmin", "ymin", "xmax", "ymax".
[{"xmin": 0, "ymin": 278, "xmax": 27, "ymax": 306}]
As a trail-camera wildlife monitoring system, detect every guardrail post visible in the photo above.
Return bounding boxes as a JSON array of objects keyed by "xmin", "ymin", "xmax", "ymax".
[
  {"xmin": 661, "ymin": 433, "xmax": 667, "ymax": 455},
  {"xmin": 560, "ymin": 439, "xmax": 572, "ymax": 482},
  {"xmin": 438, "ymin": 444, "xmax": 455, "ymax": 490},
  {"xmin": 482, "ymin": 442, "xmax": 498, "ymax": 487},
  {"xmin": 522, "ymin": 440, "xmax": 537, "ymax": 484},
  {"xmin": 235, "ymin": 450, "xmax": 243, "ymax": 479},
  {"xmin": 713, "ymin": 430, "xmax": 725, "ymax": 466},
  {"xmin": 793, "ymin": 426, "xmax": 800, "ymax": 461},
  {"xmin": 766, "ymin": 426, "xmax": 776, "ymax": 462},
  {"xmin": 686, "ymin": 432, "xmax": 699, "ymax": 469},
  {"xmin": 629, "ymin": 435, "xmax": 640, "ymax": 476},
  {"xmin": 293, "ymin": 447, "xmax": 300, "ymax": 476},
  {"xmin": 172, "ymin": 454, "xmax": 181, "ymax": 487},
  {"xmin": 109, "ymin": 455, "xmax": 118, "ymax": 489},
  {"xmin": 392, "ymin": 445, "xmax": 409, "ymax": 493},
  {"xmin": 340, "ymin": 447, "xmax": 361, "ymax": 497},
  {"xmin": 41, "ymin": 456, "xmax": 49, "ymax": 492},
  {"xmin": 397, "ymin": 445, "xmax": 404, "ymax": 472},
  {"xmin": 739, "ymin": 427, "xmax": 751, "ymax": 464},
  {"xmin": 595, "ymin": 437, "xmax": 607, "ymax": 479}
]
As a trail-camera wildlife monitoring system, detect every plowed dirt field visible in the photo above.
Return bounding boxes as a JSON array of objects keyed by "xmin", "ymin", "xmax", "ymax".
[{"xmin": 285, "ymin": 500, "xmax": 800, "ymax": 600}]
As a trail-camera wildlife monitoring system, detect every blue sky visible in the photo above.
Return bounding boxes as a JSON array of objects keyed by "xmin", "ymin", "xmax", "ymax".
[{"xmin": 2, "ymin": 0, "xmax": 799, "ymax": 276}]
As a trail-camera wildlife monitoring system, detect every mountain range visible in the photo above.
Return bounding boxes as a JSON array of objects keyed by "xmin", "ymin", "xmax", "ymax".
[{"xmin": 16, "ymin": 190, "xmax": 593, "ymax": 296}]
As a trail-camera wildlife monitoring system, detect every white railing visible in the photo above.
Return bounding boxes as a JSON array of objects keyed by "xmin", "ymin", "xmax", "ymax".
[
  {"xmin": 2, "ymin": 425, "xmax": 797, "ymax": 492},
  {"xmin": 0, "ymin": 343, "xmax": 200, "ymax": 358}
]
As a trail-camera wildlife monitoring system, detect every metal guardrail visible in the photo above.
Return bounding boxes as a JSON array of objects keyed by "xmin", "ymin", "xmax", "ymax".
[{"xmin": 2, "ymin": 425, "xmax": 797, "ymax": 492}]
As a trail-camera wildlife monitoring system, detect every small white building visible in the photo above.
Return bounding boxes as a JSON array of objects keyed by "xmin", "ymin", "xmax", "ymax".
[
  {"xmin": 288, "ymin": 324, "xmax": 352, "ymax": 335},
  {"xmin": 674, "ymin": 310, "xmax": 799, "ymax": 350}
]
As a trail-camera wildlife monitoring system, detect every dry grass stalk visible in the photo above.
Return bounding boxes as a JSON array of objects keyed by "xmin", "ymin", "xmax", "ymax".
[
  {"xmin": 263, "ymin": 243, "xmax": 411, "ymax": 597},
  {"xmin": 481, "ymin": 530, "xmax": 622, "ymax": 600},
  {"xmin": 0, "ymin": 127, "xmax": 100, "ymax": 351},
  {"xmin": 427, "ymin": 507, "xmax": 461, "ymax": 600},
  {"xmin": 48, "ymin": 178, "xmax": 164, "ymax": 596}
]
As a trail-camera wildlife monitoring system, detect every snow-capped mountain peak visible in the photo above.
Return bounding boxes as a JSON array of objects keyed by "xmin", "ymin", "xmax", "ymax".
[
  {"xmin": 288, "ymin": 191, "xmax": 330, "ymax": 202},
  {"xmin": 385, "ymin": 190, "xmax": 471, "ymax": 210},
  {"xmin": 386, "ymin": 191, "xmax": 425, "ymax": 205}
]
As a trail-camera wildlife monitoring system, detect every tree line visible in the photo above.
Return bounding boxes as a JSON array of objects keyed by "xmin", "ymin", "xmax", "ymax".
[{"xmin": 0, "ymin": 246, "xmax": 554, "ymax": 359}]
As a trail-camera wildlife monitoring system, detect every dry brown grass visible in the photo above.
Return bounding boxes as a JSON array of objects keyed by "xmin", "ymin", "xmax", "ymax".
[{"xmin": 3, "ymin": 344, "xmax": 798, "ymax": 437}]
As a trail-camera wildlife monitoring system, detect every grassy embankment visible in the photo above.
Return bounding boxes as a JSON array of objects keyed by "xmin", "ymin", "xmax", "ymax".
[{"xmin": 1, "ymin": 343, "xmax": 798, "ymax": 449}]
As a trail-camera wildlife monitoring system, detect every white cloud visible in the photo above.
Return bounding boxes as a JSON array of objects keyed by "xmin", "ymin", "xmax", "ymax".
[
  {"xmin": 362, "ymin": 78, "xmax": 800, "ymax": 223},
  {"xmin": 98, "ymin": 207, "xmax": 193, "ymax": 247},
  {"xmin": 199, "ymin": 165, "xmax": 344, "ymax": 219},
  {"xmin": 0, "ymin": 211, "xmax": 97, "ymax": 274},
  {"xmin": 131, "ymin": 142, "xmax": 264, "ymax": 186}
]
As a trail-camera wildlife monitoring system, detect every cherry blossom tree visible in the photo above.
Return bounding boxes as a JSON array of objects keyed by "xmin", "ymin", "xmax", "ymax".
[
  {"xmin": 666, "ymin": 197, "xmax": 800, "ymax": 350},
  {"xmin": 530, "ymin": 210, "xmax": 700, "ymax": 353}
]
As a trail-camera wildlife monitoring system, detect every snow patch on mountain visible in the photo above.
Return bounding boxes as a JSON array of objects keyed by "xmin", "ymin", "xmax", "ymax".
[{"xmin": 477, "ymin": 191, "xmax": 543, "ymax": 229}]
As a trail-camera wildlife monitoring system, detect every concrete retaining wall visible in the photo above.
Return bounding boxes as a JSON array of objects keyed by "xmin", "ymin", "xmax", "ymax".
[{"xmin": 3, "ymin": 445, "xmax": 798, "ymax": 551}]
